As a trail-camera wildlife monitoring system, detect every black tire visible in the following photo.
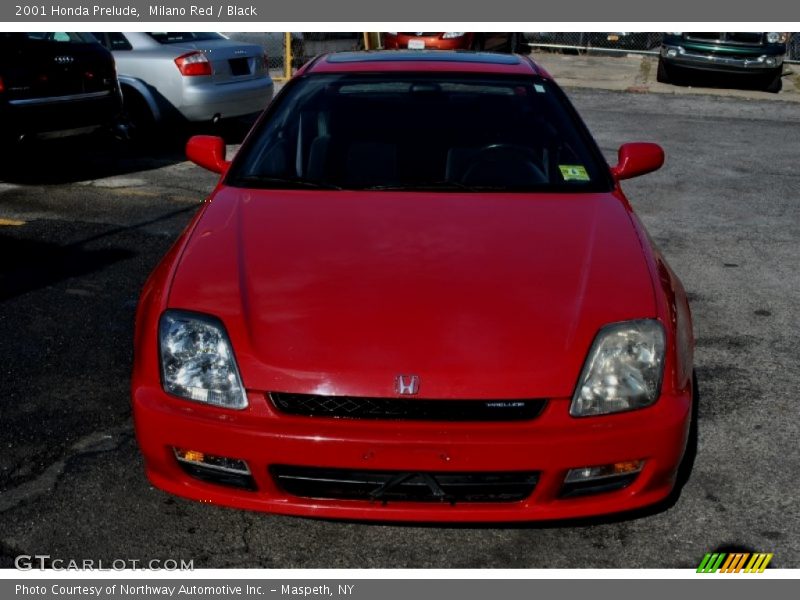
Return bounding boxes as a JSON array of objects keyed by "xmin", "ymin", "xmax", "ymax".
[
  {"xmin": 120, "ymin": 88, "xmax": 155, "ymax": 145},
  {"xmin": 763, "ymin": 67, "xmax": 783, "ymax": 93},
  {"xmin": 674, "ymin": 371, "xmax": 699, "ymax": 491},
  {"xmin": 656, "ymin": 57, "xmax": 671, "ymax": 84}
]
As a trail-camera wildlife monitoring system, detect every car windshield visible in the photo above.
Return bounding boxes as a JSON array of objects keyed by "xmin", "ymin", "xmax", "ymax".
[
  {"xmin": 147, "ymin": 32, "xmax": 226, "ymax": 44},
  {"xmin": 229, "ymin": 73, "xmax": 612, "ymax": 192}
]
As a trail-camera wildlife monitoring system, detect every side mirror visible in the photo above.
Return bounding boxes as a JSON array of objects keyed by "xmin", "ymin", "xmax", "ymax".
[
  {"xmin": 186, "ymin": 135, "xmax": 230, "ymax": 174},
  {"xmin": 610, "ymin": 143, "xmax": 664, "ymax": 181}
]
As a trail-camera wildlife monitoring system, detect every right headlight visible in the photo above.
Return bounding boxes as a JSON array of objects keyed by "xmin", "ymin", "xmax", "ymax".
[
  {"xmin": 766, "ymin": 32, "xmax": 787, "ymax": 44},
  {"xmin": 570, "ymin": 320, "xmax": 665, "ymax": 417},
  {"xmin": 159, "ymin": 310, "xmax": 248, "ymax": 410}
]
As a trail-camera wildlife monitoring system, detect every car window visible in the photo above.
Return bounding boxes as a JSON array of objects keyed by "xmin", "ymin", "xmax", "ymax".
[
  {"xmin": 107, "ymin": 32, "xmax": 133, "ymax": 51},
  {"xmin": 229, "ymin": 73, "xmax": 613, "ymax": 193},
  {"xmin": 147, "ymin": 32, "xmax": 226, "ymax": 44},
  {"xmin": 18, "ymin": 32, "xmax": 98, "ymax": 43}
]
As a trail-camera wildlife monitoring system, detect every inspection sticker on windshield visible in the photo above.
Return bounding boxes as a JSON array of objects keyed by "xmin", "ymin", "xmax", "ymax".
[{"xmin": 559, "ymin": 165, "xmax": 591, "ymax": 181}]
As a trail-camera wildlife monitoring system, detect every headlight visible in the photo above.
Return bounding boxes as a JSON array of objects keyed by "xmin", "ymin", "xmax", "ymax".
[
  {"xmin": 442, "ymin": 32, "xmax": 466, "ymax": 39},
  {"xmin": 766, "ymin": 32, "xmax": 787, "ymax": 44},
  {"xmin": 570, "ymin": 320, "xmax": 665, "ymax": 417},
  {"xmin": 159, "ymin": 311, "xmax": 247, "ymax": 410}
]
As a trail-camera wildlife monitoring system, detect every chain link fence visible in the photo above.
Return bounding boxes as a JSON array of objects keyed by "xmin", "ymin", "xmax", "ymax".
[
  {"xmin": 223, "ymin": 33, "xmax": 366, "ymax": 80},
  {"xmin": 224, "ymin": 33, "xmax": 800, "ymax": 78}
]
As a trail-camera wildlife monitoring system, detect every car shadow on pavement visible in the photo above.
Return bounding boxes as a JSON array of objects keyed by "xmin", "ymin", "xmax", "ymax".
[
  {"xmin": 665, "ymin": 69, "xmax": 787, "ymax": 94},
  {"xmin": 0, "ymin": 205, "xmax": 197, "ymax": 302},
  {"xmin": 0, "ymin": 118, "xmax": 253, "ymax": 186},
  {"xmin": 0, "ymin": 234, "xmax": 135, "ymax": 302}
]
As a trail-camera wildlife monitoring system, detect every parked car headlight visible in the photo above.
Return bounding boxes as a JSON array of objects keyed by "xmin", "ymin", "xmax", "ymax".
[
  {"xmin": 766, "ymin": 32, "xmax": 787, "ymax": 44},
  {"xmin": 570, "ymin": 320, "xmax": 665, "ymax": 417},
  {"xmin": 442, "ymin": 32, "xmax": 466, "ymax": 39},
  {"xmin": 159, "ymin": 311, "xmax": 247, "ymax": 409}
]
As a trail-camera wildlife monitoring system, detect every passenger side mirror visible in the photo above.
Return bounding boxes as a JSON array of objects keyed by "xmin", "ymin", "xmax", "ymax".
[
  {"xmin": 186, "ymin": 135, "xmax": 230, "ymax": 174},
  {"xmin": 611, "ymin": 143, "xmax": 664, "ymax": 181}
]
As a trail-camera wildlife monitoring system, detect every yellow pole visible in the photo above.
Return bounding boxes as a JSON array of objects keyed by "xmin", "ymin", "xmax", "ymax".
[
  {"xmin": 284, "ymin": 32, "xmax": 292, "ymax": 79},
  {"xmin": 363, "ymin": 32, "xmax": 370, "ymax": 50}
]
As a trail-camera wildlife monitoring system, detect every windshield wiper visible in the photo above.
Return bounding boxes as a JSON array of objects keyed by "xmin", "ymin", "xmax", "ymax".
[{"xmin": 233, "ymin": 176, "xmax": 343, "ymax": 190}]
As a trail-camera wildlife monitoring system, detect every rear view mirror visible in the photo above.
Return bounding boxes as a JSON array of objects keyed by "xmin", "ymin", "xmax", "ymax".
[
  {"xmin": 186, "ymin": 135, "xmax": 230, "ymax": 174},
  {"xmin": 611, "ymin": 143, "xmax": 664, "ymax": 181}
]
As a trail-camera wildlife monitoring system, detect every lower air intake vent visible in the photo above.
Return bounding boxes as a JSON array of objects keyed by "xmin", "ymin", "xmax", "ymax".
[{"xmin": 270, "ymin": 465, "xmax": 539, "ymax": 503}]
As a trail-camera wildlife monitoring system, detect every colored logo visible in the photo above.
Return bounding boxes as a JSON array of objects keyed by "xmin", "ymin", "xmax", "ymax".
[{"xmin": 697, "ymin": 552, "xmax": 773, "ymax": 573}]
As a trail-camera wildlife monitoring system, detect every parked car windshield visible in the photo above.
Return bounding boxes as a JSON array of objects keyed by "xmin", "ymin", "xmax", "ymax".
[
  {"xmin": 229, "ymin": 73, "xmax": 612, "ymax": 192},
  {"xmin": 147, "ymin": 32, "xmax": 226, "ymax": 44}
]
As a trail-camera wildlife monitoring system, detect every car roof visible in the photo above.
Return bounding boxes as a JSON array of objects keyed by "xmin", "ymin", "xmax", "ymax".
[{"xmin": 301, "ymin": 50, "xmax": 548, "ymax": 78}]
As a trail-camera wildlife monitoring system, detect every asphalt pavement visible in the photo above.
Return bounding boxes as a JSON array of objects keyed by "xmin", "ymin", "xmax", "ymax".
[{"xmin": 1, "ymin": 88, "xmax": 798, "ymax": 568}]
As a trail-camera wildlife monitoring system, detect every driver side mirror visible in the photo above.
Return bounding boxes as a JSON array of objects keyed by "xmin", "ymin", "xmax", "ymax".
[
  {"xmin": 186, "ymin": 135, "xmax": 230, "ymax": 174},
  {"xmin": 610, "ymin": 143, "xmax": 664, "ymax": 181}
]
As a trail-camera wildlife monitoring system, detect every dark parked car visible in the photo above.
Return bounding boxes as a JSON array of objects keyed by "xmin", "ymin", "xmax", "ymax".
[
  {"xmin": 0, "ymin": 32, "xmax": 122, "ymax": 145},
  {"xmin": 658, "ymin": 33, "xmax": 788, "ymax": 92}
]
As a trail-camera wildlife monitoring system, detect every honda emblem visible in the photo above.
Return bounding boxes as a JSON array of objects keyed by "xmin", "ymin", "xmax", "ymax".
[{"xmin": 396, "ymin": 375, "xmax": 420, "ymax": 395}]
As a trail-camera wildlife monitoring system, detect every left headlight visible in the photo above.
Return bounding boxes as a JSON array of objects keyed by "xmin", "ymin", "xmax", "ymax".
[
  {"xmin": 159, "ymin": 311, "xmax": 248, "ymax": 410},
  {"xmin": 570, "ymin": 320, "xmax": 665, "ymax": 417},
  {"xmin": 766, "ymin": 32, "xmax": 787, "ymax": 44}
]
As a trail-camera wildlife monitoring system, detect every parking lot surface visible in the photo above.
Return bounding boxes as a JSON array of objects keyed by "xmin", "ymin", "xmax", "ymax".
[{"xmin": 1, "ymin": 88, "xmax": 799, "ymax": 568}]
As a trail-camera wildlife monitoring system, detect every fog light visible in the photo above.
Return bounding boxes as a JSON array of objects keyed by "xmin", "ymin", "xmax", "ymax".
[
  {"xmin": 666, "ymin": 49, "xmax": 678, "ymax": 58},
  {"xmin": 173, "ymin": 447, "xmax": 256, "ymax": 490},
  {"xmin": 561, "ymin": 460, "xmax": 644, "ymax": 498},
  {"xmin": 765, "ymin": 57, "xmax": 776, "ymax": 67}
]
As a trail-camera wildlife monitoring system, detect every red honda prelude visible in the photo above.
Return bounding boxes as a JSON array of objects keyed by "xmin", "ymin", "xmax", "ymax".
[{"xmin": 132, "ymin": 51, "xmax": 696, "ymax": 522}]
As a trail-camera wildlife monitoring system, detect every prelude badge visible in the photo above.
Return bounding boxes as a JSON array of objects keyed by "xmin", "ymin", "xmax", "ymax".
[{"xmin": 396, "ymin": 375, "xmax": 420, "ymax": 395}]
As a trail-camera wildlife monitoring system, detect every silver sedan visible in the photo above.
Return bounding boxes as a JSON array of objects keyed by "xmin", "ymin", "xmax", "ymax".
[{"xmin": 91, "ymin": 32, "xmax": 274, "ymax": 133}]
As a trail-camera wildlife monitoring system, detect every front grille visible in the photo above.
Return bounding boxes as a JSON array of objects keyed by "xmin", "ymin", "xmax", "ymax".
[
  {"xmin": 686, "ymin": 33, "xmax": 764, "ymax": 46},
  {"xmin": 270, "ymin": 465, "xmax": 539, "ymax": 503},
  {"xmin": 269, "ymin": 393, "xmax": 546, "ymax": 421}
]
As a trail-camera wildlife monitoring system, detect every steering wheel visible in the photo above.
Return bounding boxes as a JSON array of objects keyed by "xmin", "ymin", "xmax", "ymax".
[{"xmin": 460, "ymin": 143, "xmax": 548, "ymax": 186}]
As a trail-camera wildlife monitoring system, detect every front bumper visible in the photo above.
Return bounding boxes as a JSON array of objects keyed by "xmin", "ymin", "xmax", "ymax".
[
  {"xmin": 661, "ymin": 44, "xmax": 784, "ymax": 73},
  {"xmin": 133, "ymin": 385, "xmax": 692, "ymax": 522}
]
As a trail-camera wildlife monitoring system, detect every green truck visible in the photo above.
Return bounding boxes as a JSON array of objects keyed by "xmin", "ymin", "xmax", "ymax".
[{"xmin": 658, "ymin": 32, "xmax": 788, "ymax": 92}]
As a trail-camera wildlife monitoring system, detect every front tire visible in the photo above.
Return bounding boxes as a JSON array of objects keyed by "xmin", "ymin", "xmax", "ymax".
[
  {"xmin": 656, "ymin": 57, "xmax": 672, "ymax": 84},
  {"xmin": 762, "ymin": 67, "xmax": 783, "ymax": 93}
]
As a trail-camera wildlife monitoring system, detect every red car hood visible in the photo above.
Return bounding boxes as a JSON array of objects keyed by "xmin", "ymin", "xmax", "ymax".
[{"xmin": 168, "ymin": 188, "xmax": 656, "ymax": 399}]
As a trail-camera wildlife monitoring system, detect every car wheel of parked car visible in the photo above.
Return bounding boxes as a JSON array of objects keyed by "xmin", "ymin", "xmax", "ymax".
[
  {"xmin": 762, "ymin": 67, "xmax": 783, "ymax": 93},
  {"xmin": 656, "ymin": 57, "xmax": 672, "ymax": 84},
  {"xmin": 120, "ymin": 89, "xmax": 155, "ymax": 144}
]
